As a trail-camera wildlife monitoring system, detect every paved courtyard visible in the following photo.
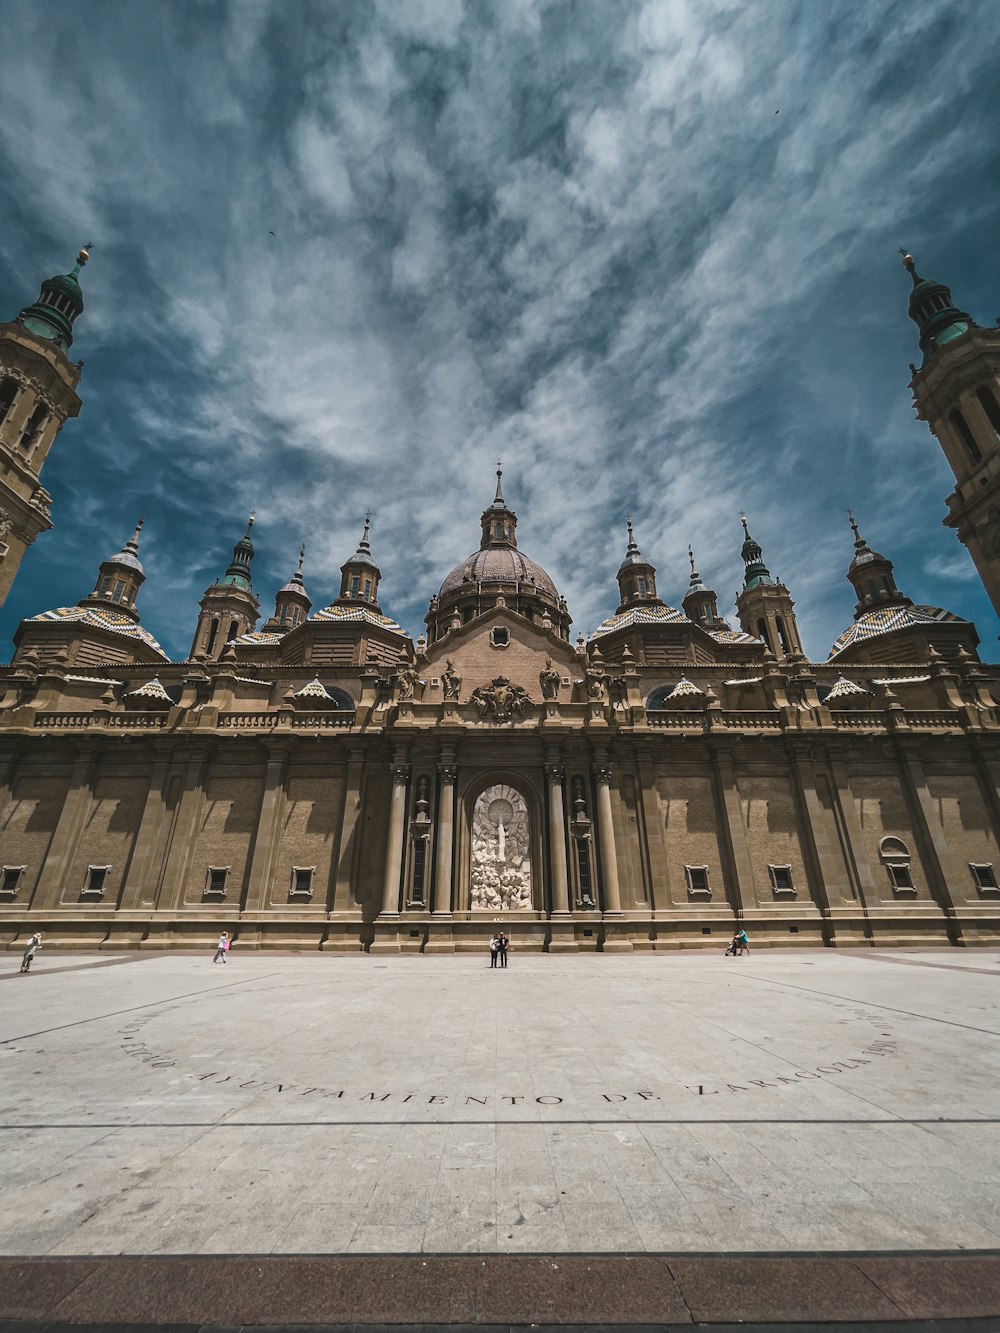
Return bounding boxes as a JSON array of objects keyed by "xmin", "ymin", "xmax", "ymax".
[{"xmin": 2, "ymin": 948, "xmax": 1000, "ymax": 1258}]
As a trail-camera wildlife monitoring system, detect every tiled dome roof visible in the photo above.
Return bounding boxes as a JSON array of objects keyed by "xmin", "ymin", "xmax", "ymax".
[
  {"xmin": 829, "ymin": 604, "xmax": 966, "ymax": 659},
  {"xmin": 28, "ymin": 606, "xmax": 168, "ymax": 657},
  {"xmin": 311, "ymin": 604, "xmax": 405, "ymax": 633},
  {"xmin": 438, "ymin": 546, "xmax": 559, "ymax": 601},
  {"xmin": 589, "ymin": 605, "xmax": 758, "ymax": 645}
]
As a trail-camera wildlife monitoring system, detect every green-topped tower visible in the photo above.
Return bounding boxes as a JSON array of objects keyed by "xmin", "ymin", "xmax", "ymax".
[
  {"xmin": 0, "ymin": 247, "xmax": 91, "ymax": 606},
  {"xmin": 734, "ymin": 516, "xmax": 804, "ymax": 660},
  {"xmin": 902, "ymin": 249, "xmax": 1000, "ymax": 615},
  {"xmin": 189, "ymin": 515, "xmax": 261, "ymax": 660}
]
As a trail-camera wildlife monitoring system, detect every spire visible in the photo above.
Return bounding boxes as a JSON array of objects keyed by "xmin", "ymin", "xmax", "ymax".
[
  {"xmin": 617, "ymin": 514, "xmax": 645, "ymax": 571},
  {"xmin": 80, "ymin": 513, "xmax": 146, "ymax": 618},
  {"xmin": 222, "ymin": 513, "xmax": 255, "ymax": 591},
  {"xmin": 17, "ymin": 244, "xmax": 91, "ymax": 350},
  {"xmin": 348, "ymin": 510, "xmax": 377, "ymax": 567},
  {"xmin": 844, "ymin": 509, "xmax": 911, "ymax": 619},
  {"xmin": 615, "ymin": 514, "xmax": 659, "ymax": 606},
  {"xmin": 266, "ymin": 541, "xmax": 312, "ymax": 631},
  {"xmin": 739, "ymin": 515, "xmax": 774, "ymax": 589},
  {"xmin": 682, "ymin": 544, "xmax": 725, "ymax": 629},
  {"xmin": 899, "ymin": 248, "xmax": 972, "ymax": 359},
  {"xmin": 480, "ymin": 464, "xmax": 518, "ymax": 548},
  {"xmin": 338, "ymin": 513, "xmax": 382, "ymax": 605}
]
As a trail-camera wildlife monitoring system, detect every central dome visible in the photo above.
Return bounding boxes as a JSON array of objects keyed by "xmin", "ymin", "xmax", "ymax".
[
  {"xmin": 425, "ymin": 467, "xmax": 571, "ymax": 644},
  {"xmin": 438, "ymin": 545, "xmax": 559, "ymax": 600}
]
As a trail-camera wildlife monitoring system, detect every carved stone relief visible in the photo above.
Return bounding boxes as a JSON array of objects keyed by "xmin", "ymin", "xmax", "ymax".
[{"xmin": 470, "ymin": 783, "xmax": 532, "ymax": 911}]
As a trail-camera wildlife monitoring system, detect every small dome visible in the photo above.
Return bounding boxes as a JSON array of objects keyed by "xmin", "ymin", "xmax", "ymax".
[
  {"xmin": 829, "ymin": 604, "xmax": 966, "ymax": 659},
  {"xmin": 438, "ymin": 546, "xmax": 559, "ymax": 601}
]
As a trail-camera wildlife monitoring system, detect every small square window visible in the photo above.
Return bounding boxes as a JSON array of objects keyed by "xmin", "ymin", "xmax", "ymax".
[
  {"xmin": 84, "ymin": 865, "xmax": 110, "ymax": 896},
  {"xmin": 291, "ymin": 867, "xmax": 314, "ymax": 896},
  {"xmin": 206, "ymin": 867, "xmax": 229, "ymax": 895},
  {"xmin": 971, "ymin": 864, "xmax": 999, "ymax": 891},
  {"xmin": 1, "ymin": 866, "xmax": 25, "ymax": 894},
  {"xmin": 685, "ymin": 865, "xmax": 710, "ymax": 895},
  {"xmin": 490, "ymin": 627, "xmax": 510, "ymax": 648},
  {"xmin": 887, "ymin": 862, "xmax": 914, "ymax": 891},
  {"xmin": 768, "ymin": 864, "xmax": 795, "ymax": 894}
]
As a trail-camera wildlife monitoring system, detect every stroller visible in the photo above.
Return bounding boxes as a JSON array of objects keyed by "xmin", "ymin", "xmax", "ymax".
[{"xmin": 724, "ymin": 936, "xmax": 739, "ymax": 957}]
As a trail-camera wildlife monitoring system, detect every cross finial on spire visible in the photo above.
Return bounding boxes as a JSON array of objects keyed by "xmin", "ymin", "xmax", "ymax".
[
  {"xmin": 494, "ymin": 460, "xmax": 505, "ymax": 504},
  {"xmin": 688, "ymin": 544, "xmax": 696, "ymax": 576},
  {"xmin": 296, "ymin": 543, "xmax": 305, "ymax": 575},
  {"xmin": 740, "ymin": 513, "xmax": 750, "ymax": 539}
]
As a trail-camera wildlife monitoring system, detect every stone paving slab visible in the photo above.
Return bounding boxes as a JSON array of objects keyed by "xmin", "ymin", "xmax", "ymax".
[{"xmin": 2, "ymin": 950, "xmax": 1000, "ymax": 1262}]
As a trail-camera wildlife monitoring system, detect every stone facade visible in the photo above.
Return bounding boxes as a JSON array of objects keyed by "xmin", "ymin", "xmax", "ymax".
[{"xmin": 1, "ymin": 252, "xmax": 999, "ymax": 954}]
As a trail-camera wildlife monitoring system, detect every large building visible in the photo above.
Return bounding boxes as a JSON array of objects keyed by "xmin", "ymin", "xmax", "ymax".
[{"xmin": 0, "ymin": 252, "xmax": 998, "ymax": 953}]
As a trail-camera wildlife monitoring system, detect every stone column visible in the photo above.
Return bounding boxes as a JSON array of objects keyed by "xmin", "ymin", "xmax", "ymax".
[
  {"xmin": 546, "ymin": 756, "xmax": 570, "ymax": 916},
  {"xmin": 710, "ymin": 748, "xmax": 756, "ymax": 917},
  {"xmin": 0, "ymin": 745, "xmax": 19, "ymax": 828},
  {"xmin": 432, "ymin": 758, "xmax": 457, "ymax": 916},
  {"xmin": 827, "ymin": 756, "xmax": 878, "ymax": 923},
  {"xmin": 331, "ymin": 745, "xmax": 366, "ymax": 916},
  {"xmin": 378, "ymin": 755, "xmax": 410, "ymax": 918},
  {"xmin": 242, "ymin": 745, "xmax": 289, "ymax": 916},
  {"xmin": 593, "ymin": 758, "xmax": 622, "ymax": 914},
  {"xmin": 156, "ymin": 746, "xmax": 209, "ymax": 912},
  {"xmin": 31, "ymin": 745, "xmax": 99, "ymax": 911},
  {"xmin": 897, "ymin": 742, "xmax": 963, "ymax": 938},
  {"xmin": 117, "ymin": 746, "xmax": 173, "ymax": 912},
  {"xmin": 787, "ymin": 742, "xmax": 853, "ymax": 913}
]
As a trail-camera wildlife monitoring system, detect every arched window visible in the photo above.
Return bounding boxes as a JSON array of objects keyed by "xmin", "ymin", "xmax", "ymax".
[
  {"xmin": 0, "ymin": 376, "xmax": 19, "ymax": 426},
  {"xmin": 19, "ymin": 403, "xmax": 47, "ymax": 453},
  {"xmin": 227, "ymin": 619, "xmax": 239, "ymax": 644},
  {"xmin": 951, "ymin": 409, "xmax": 982, "ymax": 465},
  {"xmin": 206, "ymin": 618, "xmax": 220, "ymax": 656},
  {"xmin": 757, "ymin": 619, "xmax": 773, "ymax": 652},
  {"xmin": 879, "ymin": 836, "xmax": 915, "ymax": 892},
  {"xmin": 977, "ymin": 385, "xmax": 1000, "ymax": 436}
]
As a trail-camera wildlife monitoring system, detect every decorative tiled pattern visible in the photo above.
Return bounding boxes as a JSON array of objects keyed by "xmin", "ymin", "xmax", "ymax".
[
  {"xmin": 310, "ymin": 605, "xmax": 404, "ymax": 632},
  {"xmin": 829, "ymin": 604, "xmax": 966, "ymax": 659},
  {"xmin": 236, "ymin": 630, "xmax": 283, "ymax": 645},
  {"xmin": 590, "ymin": 604, "xmax": 757, "ymax": 645},
  {"xmin": 294, "ymin": 676, "xmax": 334, "ymax": 700},
  {"xmin": 126, "ymin": 676, "xmax": 172, "ymax": 701},
  {"xmin": 826, "ymin": 674, "xmax": 869, "ymax": 700},
  {"xmin": 29, "ymin": 606, "xmax": 167, "ymax": 655}
]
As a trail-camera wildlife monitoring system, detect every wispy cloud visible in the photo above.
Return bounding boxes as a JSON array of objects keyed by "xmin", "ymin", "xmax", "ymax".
[{"xmin": 0, "ymin": 0, "xmax": 997, "ymax": 660}]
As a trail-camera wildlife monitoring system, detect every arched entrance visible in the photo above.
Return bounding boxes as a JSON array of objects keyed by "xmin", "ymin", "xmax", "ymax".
[{"xmin": 470, "ymin": 783, "xmax": 533, "ymax": 911}]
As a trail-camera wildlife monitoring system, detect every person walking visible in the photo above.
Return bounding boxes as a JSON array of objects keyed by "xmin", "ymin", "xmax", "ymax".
[
  {"xmin": 736, "ymin": 927, "xmax": 749, "ymax": 956},
  {"xmin": 489, "ymin": 934, "xmax": 500, "ymax": 968},
  {"xmin": 213, "ymin": 931, "xmax": 229, "ymax": 964},
  {"xmin": 19, "ymin": 932, "xmax": 41, "ymax": 973},
  {"xmin": 498, "ymin": 932, "xmax": 509, "ymax": 969}
]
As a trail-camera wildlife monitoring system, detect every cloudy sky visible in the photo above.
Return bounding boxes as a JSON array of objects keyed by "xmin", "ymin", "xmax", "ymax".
[{"xmin": 0, "ymin": 0, "xmax": 997, "ymax": 661}]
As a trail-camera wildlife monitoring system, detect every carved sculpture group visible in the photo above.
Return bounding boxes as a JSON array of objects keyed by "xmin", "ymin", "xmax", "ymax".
[{"xmin": 469, "ymin": 675, "xmax": 532, "ymax": 722}]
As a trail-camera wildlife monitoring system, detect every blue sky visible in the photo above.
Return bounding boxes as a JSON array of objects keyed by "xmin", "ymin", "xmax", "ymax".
[{"xmin": 0, "ymin": 0, "xmax": 997, "ymax": 662}]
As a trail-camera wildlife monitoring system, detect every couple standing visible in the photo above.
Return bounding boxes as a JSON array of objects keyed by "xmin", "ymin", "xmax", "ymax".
[{"xmin": 489, "ymin": 932, "xmax": 509, "ymax": 968}]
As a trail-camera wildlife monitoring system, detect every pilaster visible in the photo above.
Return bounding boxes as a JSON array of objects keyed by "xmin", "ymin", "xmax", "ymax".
[
  {"xmin": 31, "ymin": 746, "xmax": 98, "ymax": 911},
  {"xmin": 241, "ymin": 744, "xmax": 290, "ymax": 915}
]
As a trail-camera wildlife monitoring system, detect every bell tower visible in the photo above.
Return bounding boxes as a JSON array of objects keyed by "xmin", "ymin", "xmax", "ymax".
[
  {"xmin": 902, "ymin": 249, "xmax": 1000, "ymax": 614},
  {"xmin": 190, "ymin": 516, "xmax": 261, "ymax": 660},
  {"xmin": 0, "ymin": 246, "xmax": 89, "ymax": 605},
  {"xmin": 734, "ymin": 516, "xmax": 805, "ymax": 661}
]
